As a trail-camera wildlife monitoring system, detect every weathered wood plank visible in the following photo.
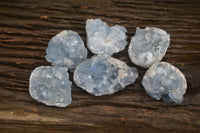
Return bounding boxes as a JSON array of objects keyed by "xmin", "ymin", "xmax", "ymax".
[{"xmin": 0, "ymin": 0, "xmax": 200, "ymax": 132}]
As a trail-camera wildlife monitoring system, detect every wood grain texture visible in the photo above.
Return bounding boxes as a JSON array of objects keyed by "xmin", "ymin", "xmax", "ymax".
[{"xmin": 0, "ymin": 0, "xmax": 200, "ymax": 132}]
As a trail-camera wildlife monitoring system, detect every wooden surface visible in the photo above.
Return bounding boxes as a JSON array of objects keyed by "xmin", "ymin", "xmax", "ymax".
[{"xmin": 0, "ymin": 0, "xmax": 200, "ymax": 132}]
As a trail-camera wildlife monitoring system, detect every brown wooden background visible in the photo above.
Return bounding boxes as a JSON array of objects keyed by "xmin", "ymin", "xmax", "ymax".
[{"xmin": 0, "ymin": 0, "xmax": 200, "ymax": 132}]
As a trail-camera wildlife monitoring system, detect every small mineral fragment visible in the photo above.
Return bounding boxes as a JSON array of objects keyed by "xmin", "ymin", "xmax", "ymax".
[
  {"xmin": 29, "ymin": 66, "xmax": 72, "ymax": 107},
  {"xmin": 86, "ymin": 19, "xmax": 127, "ymax": 56},
  {"xmin": 73, "ymin": 54, "xmax": 138, "ymax": 96},
  {"xmin": 45, "ymin": 30, "xmax": 88, "ymax": 69},
  {"xmin": 128, "ymin": 27, "xmax": 170, "ymax": 68},
  {"xmin": 142, "ymin": 62, "xmax": 187, "ymax": 104}
]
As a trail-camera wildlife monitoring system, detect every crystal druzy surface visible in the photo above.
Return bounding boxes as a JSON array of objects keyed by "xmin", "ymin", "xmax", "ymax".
[
  {"xmin": 29, "ymin": 66, "xmax": 72, "ymax": 107},
  {"xmin": 128, "ymin": 27, "xmax": 170, "ymax": 68},
  {"xmin": 86, "ymin": 19, "xmax": 127, "ymax": 56},
  {"xmin": 142, "ymin": 62, "xmax": 187, "ymax": 104},
  {"xmin": 74, "ymin": 55, "xmax": 138, "ymax": 96},
  {"xmin": 45, "ymin": 30, "xmax": 88, "ymax": 69}
]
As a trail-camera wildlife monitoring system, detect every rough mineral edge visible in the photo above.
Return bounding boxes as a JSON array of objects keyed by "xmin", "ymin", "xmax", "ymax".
[
  {"xmin": 73, "ymin": 54, "xmax": 139, "ymax": 96},
  {"xmin": 142, "ymin": 62, "xmax": 187, "ymax": 104},
  {"xmin": 45, "ymin": 30, "xmax": 88, "ymax": 69},
  {"xmin": 29, "ymin": 66, "xmax": 72, "ymax": 107},
  {"xmin": 86, "ymin": 18, "xmax": 127, "ymax": 56},
  {"xmin": 128, "ymin": 27, "xmax": 170, "ymax": 68}
]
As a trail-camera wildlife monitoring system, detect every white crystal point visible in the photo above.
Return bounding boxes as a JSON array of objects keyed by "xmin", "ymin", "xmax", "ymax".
[
  {"xmin": 29, "ymin": 66, "xmax": 72, "ymax": 107},
  {"xmin": 86, "ymin": 19, "xmax": 128, "ymax": 56},
  {"xmin": 128, "ymin": 27, "xmax": 170, "ymax": 68},
  {"xmin": 142, "ymin": 62, "xmax": 187, "ymax": 104},
  {"xmin": 45, "ymin": 30, "xmax": 88, "ymax": 69},
  {"xmin": 74, "ymin": 54, "xmax": 138, "ymax": 96}
]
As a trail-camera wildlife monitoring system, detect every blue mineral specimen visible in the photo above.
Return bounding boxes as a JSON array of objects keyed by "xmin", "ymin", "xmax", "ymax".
[
  {"xmin": 128, "ymin": 27, "xmax": 170, "ymax": 68},
  {"xmin": 142, "ymin": 62, "xmax": 187, "ymax": 104},
  {"xmin": 86, "ymin": 19, "xmax": 127, "ymax": 56},
  {"xmin": 29, "ymin": 66, "xmax": 72, "ymax": 107},
  {"xmin": 73, "ymin": 55, "xmax": 138, "ymax": 96},
  {"xmin": 45, "ymin": 30, "xmax": 88, "ymax": 69}
]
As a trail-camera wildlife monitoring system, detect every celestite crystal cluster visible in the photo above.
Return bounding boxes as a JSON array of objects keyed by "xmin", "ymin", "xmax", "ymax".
[
  {"xmin": 128, "ymin": 27, "xmax": 170, "ymax": 68},
  {"xmin": 74, "ymin": 55, "xmax": 138, "ymax": 96},
  {"xmin": 29, "ymin": 66, "xmax": 72, "ymax": 107},
  {"xmin": 142, "ymin": 62, "xmax": 187, "ymax": 104},
  {"xmin": 86, "ymin": 19, "xmax": 128, "ymax": 55},
  {"xmin": 29, "ymin": 18, "xmax": 187, "ymax": 108},
  {"xmin": 45, "ymin": 30, "xmax": 88, "ymax": 69}
]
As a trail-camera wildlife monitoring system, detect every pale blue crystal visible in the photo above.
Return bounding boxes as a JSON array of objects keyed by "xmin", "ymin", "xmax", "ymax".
[
  {"xmin": 45, "ymin": 30, "xmax": 88, "ymax": 69},
  {"xmin": 29, "ymin": 66, "xmax": 72, "ymax": 107},
  {"xmin": 142, "ymin": 62, "xmax": 187, "ymax": 104},
  {"xmin": 74, "ymin": 55, "xmax": 138, "ymax": 96},
  {"xmin": 86, "ymin": 19, "xmax": 127, "ymax": 56},
  {"xmin": 128, "ymin": 27, "xmax": 170, "ymax": 68}
]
